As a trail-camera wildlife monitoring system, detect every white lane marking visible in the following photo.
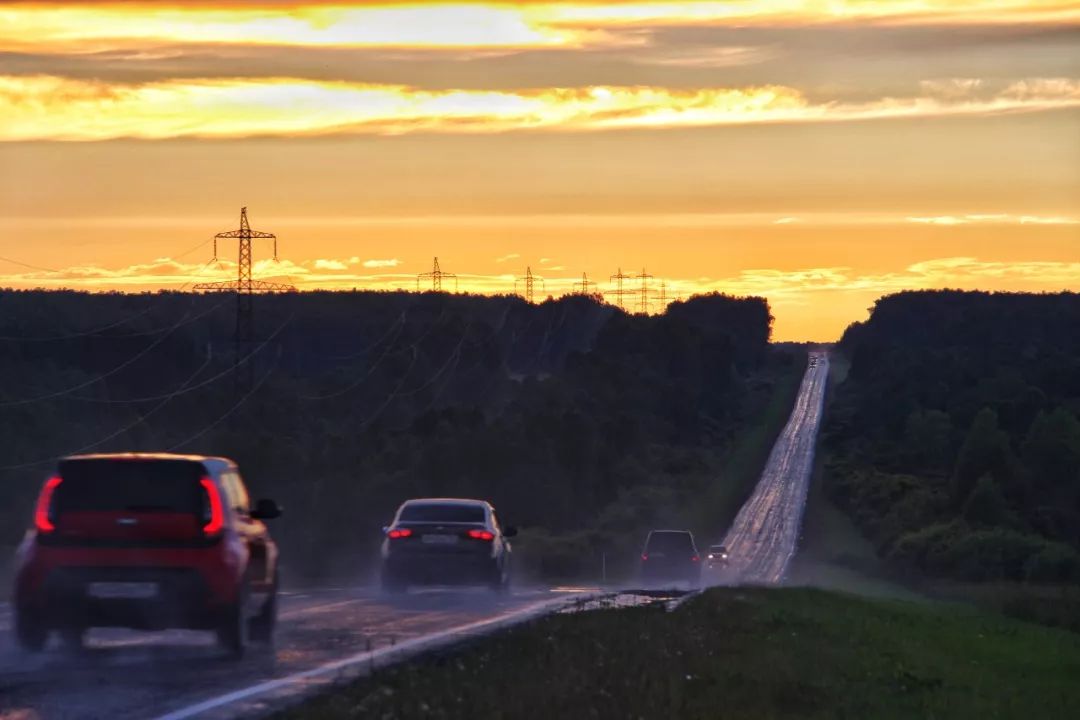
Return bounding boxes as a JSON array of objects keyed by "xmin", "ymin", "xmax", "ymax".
[{"xmin": 153, "ymin": 592, "xmax": 604, "ymax": 720}]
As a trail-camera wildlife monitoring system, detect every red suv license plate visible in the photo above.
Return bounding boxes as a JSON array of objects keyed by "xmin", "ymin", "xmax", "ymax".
[{"xmin": 87, "ymin": 582, "xmax": 159, "ymax": 599}]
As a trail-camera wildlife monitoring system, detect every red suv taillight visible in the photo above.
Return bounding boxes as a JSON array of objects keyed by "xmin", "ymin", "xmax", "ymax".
[
  {"xmin": 200, "ymin": 477, "xmax": 224, "ymax": 536},
  {"xmin": 388, "ymin": 528, "xmax": 413, "ymax": 539},
  {"xmin": 34, "ymin": 475, "xmax": 62, "ymax": 533},
  {"xmin": 466, "ymin": 529, "xmax": 494, "ymax": 541}
]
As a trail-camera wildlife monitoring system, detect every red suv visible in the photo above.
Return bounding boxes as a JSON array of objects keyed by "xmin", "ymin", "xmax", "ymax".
[{"xmin": 12, "ymin": 453, "xmax": 281, "ymax": 657}]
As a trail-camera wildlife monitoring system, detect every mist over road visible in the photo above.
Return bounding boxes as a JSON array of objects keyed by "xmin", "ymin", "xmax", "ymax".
[
  {"xmin": 0, "ymin": 585, "xmax": 579, "ymax": 719},
  {"xmin": 720, "ymin": 353, "xmax": 829, "ymax": 584},
  {"xmin": 0, "ymin": 354, "xmax": 828, "ymax": 719}
]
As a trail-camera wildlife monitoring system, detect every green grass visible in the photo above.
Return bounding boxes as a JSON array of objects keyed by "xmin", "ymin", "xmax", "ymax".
[
  {"xmin": 793, "ymin": 353, "xmax": 1080, "ymax": 626},
  {"xmin": 788, "ymin": 350, "xmax": 920, "ymax": 600},
  {"xmin": 279, "ymin": 587, "xmax": 1080, "ymax": 720}
]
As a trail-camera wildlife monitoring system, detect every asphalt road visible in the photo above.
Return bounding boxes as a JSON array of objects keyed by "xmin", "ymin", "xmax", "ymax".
[
  {"xmin": 0, "ymin": 585, "xmax": 584, "ymax": 719},
  {"xmin": 0, "ymin": 353, "xmax": 827, "ymax": 718},
  {"xmin": 719, "ymin": 352, "xmax": 829, "ymax": 585}
]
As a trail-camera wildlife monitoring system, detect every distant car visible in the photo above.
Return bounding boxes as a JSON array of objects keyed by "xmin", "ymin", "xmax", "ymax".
[
  {"xmin": 12, "ymin": 453, "xmax": 282, "ymax": 658},
  {"xmin": 706, "ymin": 544, "xmax": 729, "ymax": 570},
  {"xmin": 639, "ymin": 530, "xmax": 701, "ymax": 587},
  {"xmin": 379, "ymin": 498, "xmax": 516, "ymax": 594}
]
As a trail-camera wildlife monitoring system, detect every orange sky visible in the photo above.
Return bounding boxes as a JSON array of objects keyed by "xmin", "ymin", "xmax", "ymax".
[{"xmin": 0, "ymin": 1, "xmax": 1077, "ymax": 340}]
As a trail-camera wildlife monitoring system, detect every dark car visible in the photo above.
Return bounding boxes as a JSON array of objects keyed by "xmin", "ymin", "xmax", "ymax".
[
  {"xmin": 640, "ymin": 530, "xmax": 701, "ymax": 587},
  {"xmin": 379, "ymin": 498, "xmax": 516, "ymax": 594},
  {"xmin": 706, "ymin": 544, "xmax": 729, "ymax": 570},
  {"xmin": 12, "ymin": 453, "xmax": 282, "ymax": 657}
]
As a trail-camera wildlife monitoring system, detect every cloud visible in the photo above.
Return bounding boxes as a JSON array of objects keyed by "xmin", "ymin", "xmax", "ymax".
[
  {"xmin": 312, "ymin": 258, "xmax": 348, "ymax": 270},
  {"xmin": 495, "ymin": 253, "xmax": 520, "ymax": 263},
  {"xmin": 4, "ymin": 253, "xmax": 1075, "ymax": 303},
  {"xmin": 2, "ymin": 2, "xmax": 1076, "ymax": 61},
  {"xmin": 699, "ymin": 257, "xmax": 1080, "ymax": 301},
  {"xmin": 3, "ymin": 75, "xmax": 1078, "ymax": 140},
  {"xmin": 906, "ymin": 213, "xmax": 1079, "ymax": 225},
  {"xmin": 631, "ymin": 46, "xmax": 776, "ymax": 69},
  {"xmin": 362, "ymin": 258, "xmax": 402, "ymax": 268}
]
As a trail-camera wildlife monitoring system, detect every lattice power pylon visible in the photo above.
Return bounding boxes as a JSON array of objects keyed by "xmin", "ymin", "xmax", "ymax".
[
  {"xmin": 572, "ymin": 272, "xmax": 596, "ymax": 296},
  {"xmin": 607, "ymin": 267, "xmax": 638, "ymax": 310},
  {"xmin": 514, "ymin": 266, "xmax": 545, "ymax": 303},
  {"xmin": 416, "ymin": 257, "xmax": 458, "ymax": 293},
  {"xmin": 634, "ymin": 268, "xmax": 654, "ymax": 315},
  {"xmin": 193, "ymin": 207, "xmax": 294, "ymax": 394}
]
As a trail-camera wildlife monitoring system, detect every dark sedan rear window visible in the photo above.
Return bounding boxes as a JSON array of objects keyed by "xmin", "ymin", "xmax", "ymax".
[
  {"xmin": 55, "ymin": 459, "xmax": 205, "ymax": 514},
  {"xmin": 646, "ymin": 532, "xmax": 694, "ymax": 553},
  {"xmin": 398, "ymin": 504, "xmax": 486, "ymax": 523}
]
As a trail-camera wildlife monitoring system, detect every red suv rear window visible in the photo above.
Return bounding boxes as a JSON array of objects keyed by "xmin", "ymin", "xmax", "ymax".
[{"xmin": 55, "ymin": 459, "xmax": 205, "ymax": 515}]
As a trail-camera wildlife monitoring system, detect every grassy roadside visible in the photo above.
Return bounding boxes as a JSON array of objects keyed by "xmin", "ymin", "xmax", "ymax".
[
  {"xmin": 278, "ymin": 587, "xmax": 1080, "ymax": 720},
  {"xmin": 693, "ymin": 353, "xmax": 807, "ymax": 540},
  {"xmin": 793, "ymin": 354, "xmax": 1080, "ymax": 629},
  {"xmin": 786, "ymin": 350, "xmax": 914, "ymax": 599},
  {"xmin": 513, "ymin": 350, "xmax": 807, "ymax": 586}
]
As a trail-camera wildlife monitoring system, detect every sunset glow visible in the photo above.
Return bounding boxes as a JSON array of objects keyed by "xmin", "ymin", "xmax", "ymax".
[{"xmin": 0, "ymin": 1, "xmax": 1076, "ymax": 340}]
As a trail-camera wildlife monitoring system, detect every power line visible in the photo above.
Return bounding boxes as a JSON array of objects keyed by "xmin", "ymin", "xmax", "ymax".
[
  {"xmin": 193, "ymin": 207, "xmax": 295, "ymax": 396},
  {"xmin": 166, "ymin": 346, "xmax": 283, "ymax": 453},
  {"xmin": 607, "ymin": 267, "xmax": 637, "ymax": 310},
  {"xmin": 634, "ymin": 267, "xmax": 654, "ymax": 315},
  {"xmin": 0, "ymin": 355, "xmax": 212, "ymax": 471},
  {"xmin": 417, "ymin": 257, "xmax": 457, "ymax": 293},
  {"xmin": 0, "ymin": 295, "xmax": 229, "ymax": 408},
  {"xmin": 514, "ymin": 266, "xmax": 545, "ymax": 304},
  {"xmin": 0, "ymin": 310, "xmax": 293, "ymax": 470},
  {"xmin": 299, "ymin": 306, "xmax": 454, "ymax": 402},
  {"xmin": 0, "ymin": 306, "xmax": 155, "ymax": 343},
  {"xmin": 69, "ymin": 312, "xmax": 293, "ymax": 404},
  {"xmin": 416, "ymin": 257, "xmax": 458, "ymax": 293},
  {"xmin": 571, "ymin": 272, "xmax": 598, "ymax": 297}
]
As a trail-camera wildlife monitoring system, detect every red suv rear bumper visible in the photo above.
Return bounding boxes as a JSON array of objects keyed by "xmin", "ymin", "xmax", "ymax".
[{"xmin": 14, "ymin": 537, "xmax": 244, "ymax": 630}]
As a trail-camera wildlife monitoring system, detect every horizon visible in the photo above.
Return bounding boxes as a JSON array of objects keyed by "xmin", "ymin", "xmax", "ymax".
[{"xmin": 1, "ymin": 1, "xmax": 1077, "ymax": 341}]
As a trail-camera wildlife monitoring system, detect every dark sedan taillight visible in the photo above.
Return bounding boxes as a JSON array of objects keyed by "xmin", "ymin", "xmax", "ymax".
[
  {"xmin": 388, "ymin": 528, "xmax": 413, "ymax": 539},
  {"xmin": 466, "ymin": 529, "xmax": 494, "ymax": 541}
]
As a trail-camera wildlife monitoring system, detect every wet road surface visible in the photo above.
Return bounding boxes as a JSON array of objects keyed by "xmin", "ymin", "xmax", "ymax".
[
  {"xmin": 0, "ymin": 354, "xmax": 828, "ymax": 718},
  {"xmin": 720, "ymin": 352, "xmax": 829, "ymax": 584},
  {"xmin": 0, "ymin": 585, "xmax": 580, "ymax": 719}
]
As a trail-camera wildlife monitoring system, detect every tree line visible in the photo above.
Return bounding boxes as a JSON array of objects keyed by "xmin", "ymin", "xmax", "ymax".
[
  {"xmin": 0, "ymin": 288, "xmax": 787, "ymax": 582},
  {"xmin": 824, "ymin": 290, "xmax": 1080, "ymax": 583}
]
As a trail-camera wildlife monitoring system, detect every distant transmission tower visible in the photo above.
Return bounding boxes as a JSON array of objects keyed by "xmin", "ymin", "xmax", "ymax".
[
  {"xmin": 194, "ymin": 207, "xmax": 294, "ymax": 394},
  {"xmin": 514, "ymin": 266, "xmax": 545, "ymax": 303},
  {"xmin": 573, "ymin": 272, "xmax": 597, "ymax": 296},
  {"xmin": 634, "ymin": 268, "xmax": 654, "ymax": 314},
  {"xmin": 608, "ymin": 268, "xmax": 637, "ymax": 310},
  {"xmin": 657, "ymin": 280, "xmax": 668, "ymax": 312},
  {"xmin": 416, "ymin": 257, "xmax": 458, "ymax": 293}
]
